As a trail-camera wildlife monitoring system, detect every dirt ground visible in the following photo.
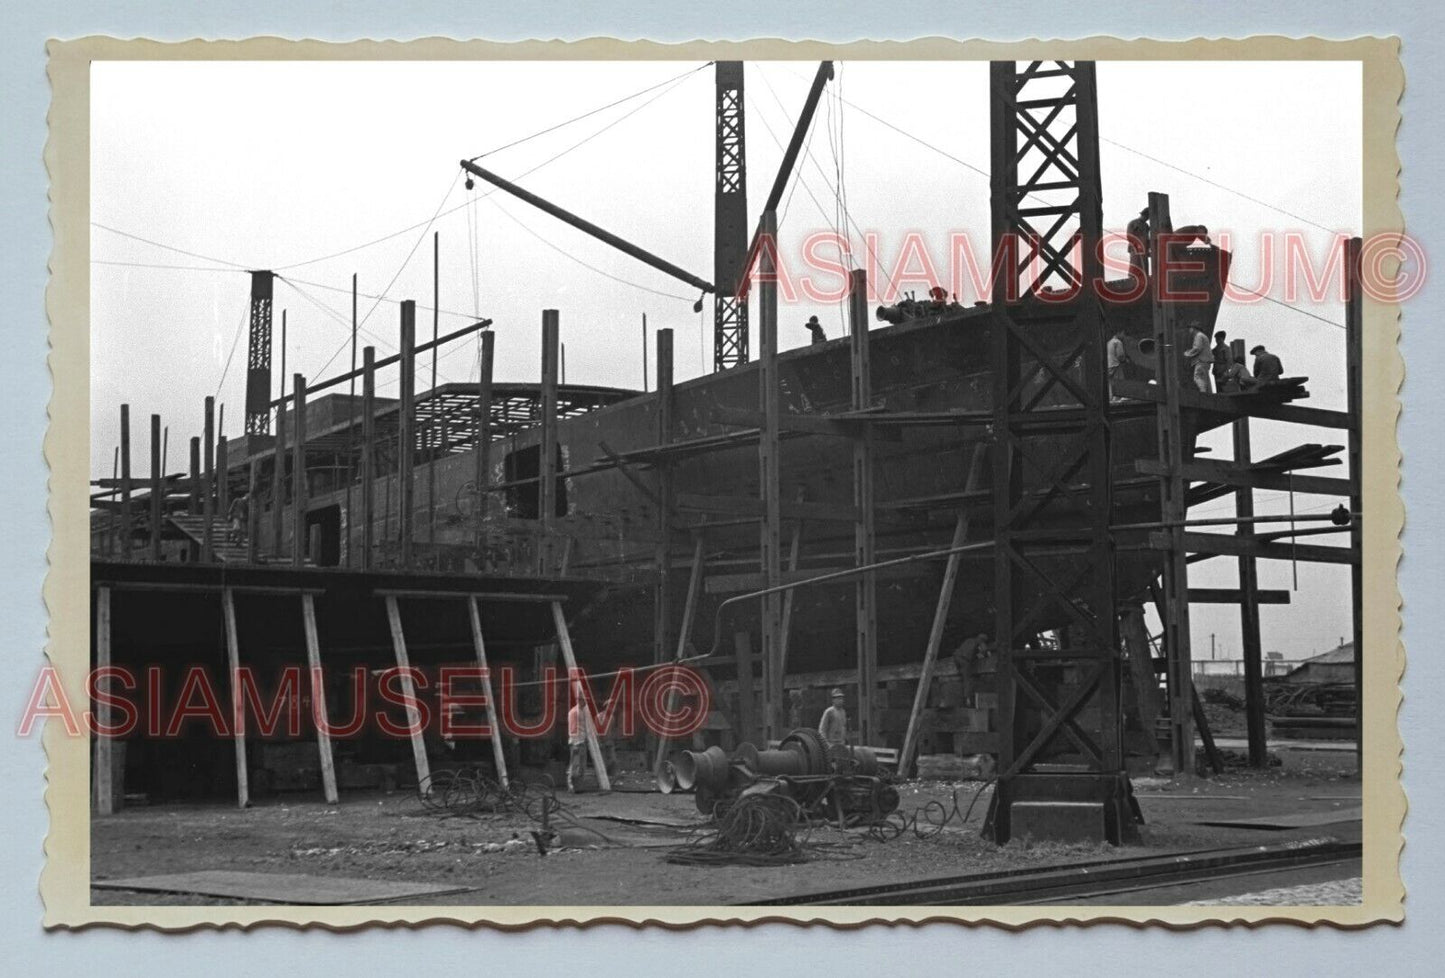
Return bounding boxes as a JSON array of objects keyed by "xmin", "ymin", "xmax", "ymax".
[{"xmin": 91, "ymin": 747, "xmax": 1361, "ymax": 907}]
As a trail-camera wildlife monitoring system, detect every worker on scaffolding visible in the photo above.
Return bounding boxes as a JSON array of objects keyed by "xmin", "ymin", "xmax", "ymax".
[
  {"xmin": 804, "ymin": 315, "xmax": 827, "ymax": 345},
  {"xmin": 1126, "ymin": 207, "xmax": 1150, "ymax": 280},
  {"xmin": 1107, "ymin": 328, "xmax": 1130, "ymax": 403},
  {"xmin": 1251, "ymin": 344, "xmax": 1285, "ymax": 387},
  {"xmin": 227, "ymin": 491, "xmax": 249, "ymax": 546},
  {"xmin": 1211, "ymin": 331, "xmax": 1234, "ymax": 389},
  {"xmin": 1182, "ymin": 323, "xmax": 1213, "ymax": 393},
  {"xmin": 1217, "ymin": 359, "xmax": 1257, "ymax": 393}
]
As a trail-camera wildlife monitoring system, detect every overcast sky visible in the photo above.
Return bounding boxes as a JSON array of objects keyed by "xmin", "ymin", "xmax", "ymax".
[{"xmin": 90, "ymin": 58, "xmax": 1362, "ymax": 659}]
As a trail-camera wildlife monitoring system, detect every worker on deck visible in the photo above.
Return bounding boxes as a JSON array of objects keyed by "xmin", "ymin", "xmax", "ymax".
[
  {"xmin": 1126, "ymin": 207, "xmax": 1150, "ymax": 279},
  {"xmin": 1183, "ymin": 323, "xmax": 1213, "ymax": 393},
  {"xmin": 1251, "ymin": 344, "xmax": 1285, "ymax": 386},
  {"xmin": 1217, "ymin": 360, "xmax": 1257, "ymax": 392},
  {"xmin": 1211, "ymin": 331, "xmax": 1234, "ymax": 389},
  {"xmin": 804, "ymin": 315, "xmax": 827, "ymax": 345},
  {"xmin": 818, "ymin": 687, "xmax": 848, "ymax": 748},
  {"xmin": 1107, "ymin": 328, "xmax": 1130, "ymax": 402},
  {"xmin": 227, "ymin": 491, "xmax": 249, "ymax": 546}
]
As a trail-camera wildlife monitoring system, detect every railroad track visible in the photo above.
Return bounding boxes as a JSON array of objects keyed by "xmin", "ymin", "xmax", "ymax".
[{"xmin": 748, "ymin": 838, "xmax": 1362, "ymax": 907}]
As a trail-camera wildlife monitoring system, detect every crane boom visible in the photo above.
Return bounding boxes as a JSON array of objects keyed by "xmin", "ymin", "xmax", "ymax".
[
  {"xmin": 738, "ymin": 61, "xmax": 835, "ymax": 295},
  {"xmin": 459, "ymin": 159, "xmax": 714, "ymax": 300}
]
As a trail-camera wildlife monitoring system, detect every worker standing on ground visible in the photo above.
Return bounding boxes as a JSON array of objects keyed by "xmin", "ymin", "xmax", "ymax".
[
  {"xmin": 804, "ymin": 315, "xmax": 827, "ymax": 345},
  {"xmin": 1126, "ymin": 207, "xmax": 1150, "ymax": 280},
  {"xmin": 227, "ymin": 491, "xmax": 249, "ymax": 546},
  {"xmin": 1107, "ymin": 328, "xmax": 1130, "ymax": 402},
  {"xmin": 1251, "ymin": 344, "xmax": 1284, "ymax": 386},
  {"xmin": 818, "ymin": 688, "xmax": 848, "ymax": 747},
  {"xmin": 1183, "ymin": 323, "xmax": 1213, "ymax": 392},
  {"xmin": 1211, "ymin": 331, "xmax": 1234, "ymax": 389},
  {"xmin": 566, "ymin": 691, "xmax": 588, "ymax": 793}
]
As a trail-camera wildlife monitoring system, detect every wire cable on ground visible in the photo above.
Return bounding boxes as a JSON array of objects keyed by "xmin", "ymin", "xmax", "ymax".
[{"xmin": 665, "ymin": 793, "xmax": 860, "ymax": 867}]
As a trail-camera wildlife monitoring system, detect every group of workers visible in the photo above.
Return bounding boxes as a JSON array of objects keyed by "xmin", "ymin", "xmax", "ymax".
[{"xmin": 1109, "ymin": 324, "xmax": 1285, "ymax": 401}]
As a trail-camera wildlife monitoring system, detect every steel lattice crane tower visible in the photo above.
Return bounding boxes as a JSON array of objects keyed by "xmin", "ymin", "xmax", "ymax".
[
  {"xmin": 713, "ymin": 61, "xmax": 750, "ymax": 371},
  {"xmin": 982, "ymin": 61, "xmax": 1137, "ymax": 845}
]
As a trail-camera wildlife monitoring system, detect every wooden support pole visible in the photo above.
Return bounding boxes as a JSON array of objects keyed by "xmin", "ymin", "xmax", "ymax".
[
  {"xmin": 292, "ymin": 374, "xmax": 307, "ymax": 566},
  {"xmin": 119, "ymin": 404, "xmax": 133, "ymax": 557},
  {"xmin": 216, "ymin": 434, "xmax": 229, "ymax": 550},
  {"xmin": 849, "ymin": 266, "xmax": 877, "ymax": 747},
  {"xmin": 246, "ymin": 458, "xmax": 260, "ymax": 564},
  {"xmin": 551, "ymin": 600, "xmax": 611, "ymax": 792},
  {"xmin": 467, "ymin": 597, "xmax": 510, "ymax": 790},
  {"xmin": 778, "ymin": 523, "xmax": 802, "ymax": 677},
  {"xmin": 1231, "ymin": 339, "xmax": 1268, "ymax": 767},
  {"xmin": 93, "ymin": 587, "xmax": 115, "ymax": 814},
  {"xmin": 1346, "ymin": 236, "xmax": 1364, "ymax": 773},
  {"xmin": 188, "ymin": 437, "xmax": 200, "ymax": 515},
  {"xmin": 1119, "ymin": 603, "xmax": 1167, "ymax": 764},
  {"xmin": 272, "ymin": 377, "xmax": 287, "ymax": 558},
  {"xmin": 383, "ymin": 595, "xmax": 432, "ymax": 790},
  {"xmin": 757, "ymin": 209, "xmax": 784, "ymax": 743},
  {"xmin": 1148, "ymin": 192, "xmax": 1194, "ymax": 776},
  {"xmin": 898, "ymin": 443, "xmax": 986, "ymax": 776},
  {"xmin": 301, "ymin": 593, "xmax": 339, "ymax": 803},
  {"xmin": 654, "ymin": 327, "xmax": 675, "ymax": 666},
  {"xmin": 429, "ymin": 232, "xmax": 440, "ymax": 550},
  {"xmin": 653, "ymin": 535, "xmax": 706, "ymax": 774},
  {"xmin": 539, "ymin": 310, "xmax": 560, "ymax": 575},
  {"xmin": 399, "ymin": 302, "xmax": 416, "ymax": 568},
  {"xmin": 362, "ymin": 346, "xmax": 376, "ymax": 570},
  {"xmin": 220, "ymin": 587, "xmax": 250, "ymax": 808},
  {"xmin": 348, "ymin": 273, "xmax": 358, "ymax": 568},
  {"xmin": 202, "ymin": 397, "xmax": 215, "ymax": 562},
  {"xmin": 149, "ymin": 414, "xmax": 162, "ymax": 560},
  {"xmin": 474, "ymin": 331, "xmax": 494, "ymax": 565}
]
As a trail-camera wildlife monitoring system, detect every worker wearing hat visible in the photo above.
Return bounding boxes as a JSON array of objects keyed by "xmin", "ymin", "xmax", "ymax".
[
  {"xmin": 804, "ymin": 315, "xmax": 827, "ymax": 345},
  {"xmin": 818, "ymin": 687, "xmax": 848, "ymax": 748},
  {"xmin": 1126, "ymin": 206, "xmax": 1151, "ymax": 280}
]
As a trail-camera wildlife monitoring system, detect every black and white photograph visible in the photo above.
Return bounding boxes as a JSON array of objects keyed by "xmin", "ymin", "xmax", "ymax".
[{"xmin": 40, "ymin": 37, "xmax": 1404, "ymax": 926}]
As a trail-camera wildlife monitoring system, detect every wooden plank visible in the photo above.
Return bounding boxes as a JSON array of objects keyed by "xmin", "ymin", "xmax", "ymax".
[
  {"xmin": 706, "ymin": 405, "xmax": 902, "ymax": 441},
  {"xmin": 550, "ymin": 600, "xmax": 610, "ymax": 792},
  {"xmin": 93, "ymin": 587, "xmax": 115, "ymax": 815},
  {"xmin": 220, "ymin": 587, "xmax": 250, "ymax": 808},
  {"xmin": 675, "ymin": 492, "xmax": 860, "ymax": 524},
  {"xmin": 653, "ymin": 535, "xmax": 706, "ymax": 774},
  {"xmin": 1119, "ymin": 604, "xmax": 1166, "ymax": 760},
  {"xmin": 1112, "ymin": 379, "xmax": 1351, "ymax": 430},
  {"xmin": 1188, "ymin": 587, "xmax": 1289, "ymax": 604},
  {"xmin": 467, "ymin": 596, "xmax": 510, "ymax": 790},
  {"xmin": 384, "ymin": 595, "xmax": 431, "ymax": 790},
  {"xmin": 1151, "ymin": 531, "xmax": 1355, "ymax": 565},
  {"xmin": 1136, "ymin": 458, "xmax": 1350, "ymax": 496},
  {"xmin": 704, "ymin": 563, "xmax": 928, "ymax": 595},
  {"xmin": 778, "ymin": 523, "xmax": 802, "ymax": 676},
  {"xmin": 899, "ymin": 442, "xmax": 985, "ymax": 776},
  {"xmin": 300, "ymin": 594, "xmax": 339, "ymax": 804}
]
